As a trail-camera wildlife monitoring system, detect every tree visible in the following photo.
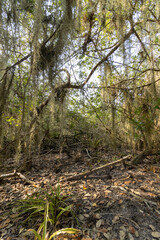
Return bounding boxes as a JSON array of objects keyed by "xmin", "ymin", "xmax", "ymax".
[{"xmin": 0, "ymin": 0, "xmax": 160, "ymax": 170}]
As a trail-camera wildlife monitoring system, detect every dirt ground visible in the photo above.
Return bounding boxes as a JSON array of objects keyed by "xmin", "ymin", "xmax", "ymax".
[{"xmin": 0, "ymin": 150, "xmax": 160, "ymax": 240}]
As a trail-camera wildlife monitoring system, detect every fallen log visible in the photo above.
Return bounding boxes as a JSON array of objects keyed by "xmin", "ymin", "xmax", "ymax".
[{"xmin": 63, "ymin": 154, "xmax": 131, "ymax": 181}]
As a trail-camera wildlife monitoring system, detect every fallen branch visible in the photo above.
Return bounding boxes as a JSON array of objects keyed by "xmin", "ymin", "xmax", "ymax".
[
  {"xmin": 0, "ymin": 170, "xmax": 37, "ymax": 187},
  {"xmin": 0, "ymin": 170, "xmax": 17, "ymax": 180},
  {"xmin": 63, "ymin": 155, "xmax": 131, "ymax": 181}
]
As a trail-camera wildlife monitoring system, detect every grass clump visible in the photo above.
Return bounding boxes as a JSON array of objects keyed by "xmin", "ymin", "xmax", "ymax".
[{"xmin": 15, "ymin": 184, "xmax": 74, "ymax": 227}]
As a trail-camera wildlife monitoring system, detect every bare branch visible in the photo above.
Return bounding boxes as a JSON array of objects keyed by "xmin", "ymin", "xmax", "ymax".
[
  {"xmin": 134, "ymin": 29, "xmax": 151, "ymax": 60},
  {"xmin": 81, "ymin": 27, "xmax": 134, "ymax": 87},
  {"xmin": 0, "ymin": 54, "xmax": 31, "ymax": 81}
]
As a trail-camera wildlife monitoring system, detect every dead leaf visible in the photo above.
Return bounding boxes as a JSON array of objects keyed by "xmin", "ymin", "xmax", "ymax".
[
  {"xmin": 131, "ymin": 190, "xmax": 141, "ymax": 195},
  {"xmin": 155, "ymin": 209, "xmax": 160, "ymax": 215},
  {"xmin": 147, "ymin": 192, "xmax": 156, "ymax": 197},
  {"xmin": 96, "ymin": 219, "xmax": 103, "ymax": 228},
  {"xmin": 1, "ymin": 229, "xmax": 7, "ymax": 237},
  {"xmin": 84, "ymin": 193, "xmax": 90, "ymax": 197},
  {"xmin": 112, "ymin": 215, "xmax": 119, "ymax": 224},
  {"xmin": 43, "ymin": 179, "xmax": 49, "ymax": 184},
  {"xmin": 5, "ymin": 223, "xmax": 14, "ymax": 229},
  {"xmin": 124, "ymin": 180, "xmax": 131, "ymax": 185},
  {"xmin": 83, "ymin": 185, "xmax": 87, "ymax": 190},
  {"xmin": 149, "ymin": 166, "xmax": 156, "ymax": 173},
  {"xmin": 0, "ymin": 218, "xmax": 11, "ymax": 229},
  {"xmin": 107, "ymin": 201, "xmax": 112, "ymax": 207},
  {"xmin": 93, "ymin": 213, "xmax": 101, "ymax": 219},
  {"xmin": 120, "ymin": 226, "xmax": 126, "ymax": 231},
  {"xmin": 128, "ymin": 233, "xmax": 134, "ymax": 240},
  {"xmin": 96, "ymin": 232, "xmax": 100, "ymax": 238},
  {"xmin": 104, "ymin": 190, "xmax": 111, "ymax": 197},
  {"xmin": 107, "ymin": 227, "xmax": 112, "ymax": 231},
  {"xmin": 149, "ymin": 225, "xmax": 155, "ymax": 231},
  {"xmin": 10, "ymin": 213, "xmax": 19, "ymax": 218},
  {"xmin": 19, "ymin": 227, "xmax": 25, "ymax": 234},
  {"xmin": 99, "ymin": 228, "xmax": 108, "ymax": 233},
  {"xmin": 55, "ymin": 220, "xmax": 60, "ymax": 226},
  {"xmin": 93, "ymin": 193, "xmax": 97, "ymax": 198},
  {"xmin": 0, "ymin": 224, "xmax": 4, "ymax": 230},
  {"xmin": 103, "ymin": 232, "xmax": 111, "ymax": 239},
  {"xmin": 79, "ymin": 214, "xmax": 84, "ymax": 221},
  {"xmin": 135, "ymin": 230, "xmax": 139, "ymax": 237},
  {"xmin": 157, "ymin": 201, "xmax": 160, "ymax": 209},
  {"xmin": 152, "ymin": 232, "xmax": 160, "ymax": 238},
  {"xmin": 128, "ymin": 226, "xmax": 135, "ymax": 235},
  {"xmin": 119, "ymin": 229, "xmax": 126, "ymax": 240},
  {"xmin": 114, "ymin": 182, "xmax": 118, "ymax": 186},
  {"xmin": 4, "ymin": 218, "xmax": 10, "ymax": 224}
]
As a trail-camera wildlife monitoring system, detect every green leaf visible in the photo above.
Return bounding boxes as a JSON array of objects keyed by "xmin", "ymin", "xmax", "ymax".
[
  {"xmin": 42, "ymin": 202, "xmax": 49, "ymax": 240},
  {"xmin": 56, "ymin": 205, "xmax": 72, "ymax": 221}
]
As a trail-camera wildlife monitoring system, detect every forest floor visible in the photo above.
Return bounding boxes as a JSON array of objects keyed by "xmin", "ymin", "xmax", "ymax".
[{"xmin": 0, "ymin": 150, "xmax": 160, "ymax": 240}]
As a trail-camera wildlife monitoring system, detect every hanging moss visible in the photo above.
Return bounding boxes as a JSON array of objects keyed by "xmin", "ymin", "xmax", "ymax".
[{"xmin": 0, "ymin": 0, "xmax": 160, "ymax": 163}]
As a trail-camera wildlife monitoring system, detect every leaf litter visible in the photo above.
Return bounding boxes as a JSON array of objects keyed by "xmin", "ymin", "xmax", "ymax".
[{"xmin": 0, "ymin": 151, "xmax": 160, "ymax": 239}]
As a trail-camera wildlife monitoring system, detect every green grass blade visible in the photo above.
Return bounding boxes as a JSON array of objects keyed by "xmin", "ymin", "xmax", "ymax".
[
  {"xmin": 56, "ymin": 205, "xmax": 72, "ymax": 221},
  {"xmin": 42, "ymin": 202, "xmax": 49, "ymax": 240}
]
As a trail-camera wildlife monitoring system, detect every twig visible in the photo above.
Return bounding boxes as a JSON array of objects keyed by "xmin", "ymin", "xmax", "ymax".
[
  {"xmin": 134, "ymin": 29, "xmax": 151, "ymax": 60},
  {"xmin": 0, "ymin": 54, "xmax": 31, "ymax": 81},
  {"xmin": 0, "ymin": 170, "xmax": 17, "ymax": 179},
  {"xmin": 85, "ymin": 148, "xmax": 92, "ymax": 158}
]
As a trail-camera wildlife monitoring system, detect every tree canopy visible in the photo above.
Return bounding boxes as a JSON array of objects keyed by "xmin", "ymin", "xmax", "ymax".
[{"xmin": 0, "ymin": 0, "xmax": 160, "ymax": 169}]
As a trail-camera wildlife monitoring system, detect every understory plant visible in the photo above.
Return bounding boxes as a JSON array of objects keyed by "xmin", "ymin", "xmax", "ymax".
[
  {"xmin": 15, "ymin": 184, "xmax": 74, "ymax": 227},
  {"xmin": 26, "ymin": 202, "xmax": 80, "ymax": 240}
]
